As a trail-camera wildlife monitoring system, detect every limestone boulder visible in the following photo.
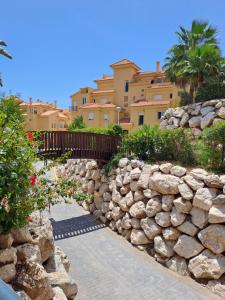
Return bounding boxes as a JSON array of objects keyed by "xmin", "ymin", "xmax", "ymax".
[
  {"xmin": 200, "ymin": 106, "xmax": 214, "ymax": 116},
  {"xmin": 188, "ymin": 249, "xmax": 225, "ymax": 279},
  {"xmin": 209, "ymin": 204, "xmax": 225, "ymax": 223},
  {"xmin": 178, "ymin": 183, "xmax": 194, "ymax": 200},
  {"xmin": 48, "ymin": 272, "xmax": 78, "ymax": 299},
  {"xmin": 159, "ymin": 163, "xmax": 173, "ymax": 174},
  {"xmin": 173, "ymin": 198, "xmax": 192, "ymax": 214},
  {"xmin": 118, "ymin": 158, "xmax": 129, "ymax": 168},
  {"xmin": 0, "ymin": 233, "xmax": 13, "ymax": 249},
  {"xmin": 121, "ymin": 213, "xmax": 132, "ymax": 230},
  {"xmin": 173, "ymin": 107, "xmax": 185, "ymax": 118},
  {"xmin": 161, "ymin": 195, "xmax": 174, "ymax": 212},
  {"xmin": 129, "ymin": 201, "xmax": 146, "ymax": 219},
  {"xmin": 207, "ymin": 280, "xmax": 225, "ymax": 299},
  {"xmin": 204, "ymin": 175, "xmax": 223, "ymax": 188},
  {"xmin": 180, "ymin": 112, "xmax": 189, "ymax": 127},
  {"xmin": 130, "ymin": 218, "xmax": 141, "ymax": 229},
  {"xmin": 217, "ymin": 107, "xmax": 225, "ymax": 119},
  {"xmin": 200, "ymin": 111, "xmax": 215, "ymax": 129},
  {"xmin": 183, "ymin": 175, "xmax": 204, "ymax": 191},
  {"xmin": 149, "ymin": 173, "xmax": 182, "ymax": 195},
  {"xmin": 12, "ymin": 227, "xmax": 34, "ymax": 245},
  {"xmin": 52, "ymin": 287, "xmax": 67, "ymax": 300},
  {"xmin": 130, "ymin": 168, "xmax": 141, "ymax": 180},
  {"xmin": 193, "ymin": 188, "xmax": 217, "ymax": 211},
  {"xmin": 162, "ymin": 227, "xmax": 180, "ymax": 241},
  {"xmin": 134, "ymin": 190, "xmax": 145, "ymax": 202},
  {"xmin": 170, "ymin": 166, "xmax": 186, "ymax": 177},
  {"xmin": 189, "ymin": 116, "xmax": 201, "ymax": 127},
  {"xmin": 125, "ymin": 191, "xmax": 134, "ymax": 207},
  {"xmin": 189, "ymin": 168, "xmax": 208, "ymax": 181},
  {"xmin": 170, "ymin": 208, "xmax": 186, "ymax": 227},
  {"xmin": 146, "ymin": 198, "xmax": 162, "ymax": 217},
  {"xmin": 198, "ymin": 224, "xmax": 225, "ymax": 254},
  {"xmin": 177, "ymin": 221, "xmax": 198, "ymax": 237},
  {"xmin": 16, "ymin": 244, "xmax": 41, "ymax": 264},
  {"xmin": 112, "ymin": 188, "xmax": 122, "ymax": 204},
  {"xmin": 213, "ymin": 194, "xmax": 225, "ymax": 205},
  {"xmin": 111, "ymin": 206, "xmax": 124, "ymax": 221},
  {"xmin": 130, "ymin": 180, "xmax": 138, "ymax": 192},
  {"xmin": 190, "ymin": 207, "xmax": 208, "ymax": 229},
  {"xmin": 155, "ymin": 212, "xmax": 171, "ymax": 227},
  {"xmin": 0, "ymin": 263, "xmax": 16, "ymax": 283},
  {"xmin": 140, "ymin": 218, "xmax": 162, "ymax": 240},
  {"xmin": 154, "ymin": 236, "xmax": 174, "ymax": 258},
  {"xmin": 173, "ymin": 235, "xmax": 204, "ymax": 259},
  {"xmin": 166, "ymin": 256, "xmax": 189, "ymax": 276},
  {"xmin": 16, "ymin": 261, "xmax": 54, "ymax": 300},
  {"xmin": 0, "ymin": 247, "xmax": 17, "ymax": 265},
  {"xmin": 130, "ymin": 229, "xmax": 150, "ymax": 245}
]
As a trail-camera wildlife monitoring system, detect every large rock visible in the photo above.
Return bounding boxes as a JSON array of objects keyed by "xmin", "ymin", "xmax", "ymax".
[
  {"xmin": 0, "ymin": 247, "xmax": 17, "ymax": 264},
  {"xmin": 170, "ymin": 208, "xmax": 186, "ymax": 227},
  {"xmin": 193, "ymin": 188, "xmax": 217, "ymax": 211},
  {"xmin": 188, "ymin": 249, "xmax": 225, "ymax": 279},
  {"xmin": 217, "ymin": 107, "xmax": 225, "ymax": 119},
  {"xmin": 180, "ymin": 112, "xmax": 189, "ymax": 127},
  {"xmin": 207, "ymin": 280, "xmax": 225, "ymax": 299},
  {"xmin": 16, "ymin": 244, "xmax": 41, "ymax": 264},
  {"xmin": 204, "ymin": 175, "xmax": 223, "ymax": 188},
  {"xmin": 162, "ymin": 227, "xmax": 180, "ymax": 241},
  {"xmin": 130, "ymin": 229, "xmax": 150, "ymax": 245},
  {"xmin": 118, "ymin": 158, "xmax": 129, "ymax": 168},
  {"xmin": 200, "ymin": 111, "xmax": 215, "ymax": 129},
  {"xmin": 183, "ymin": 175, "xmax": 204, "ymax": 191},
  {"xmin": 170, "ymin": 166, "xmax": 186, "ymax": 177},
  {"xmin": 16, "ymin": 261, "xmax": 54, "ymax": 300},
  {"xmin": 0, "ymin": 233, "xmax": 13, "ymax": 249},
  {"xmin": 190, "ymin": 207, "xmax": 208, "ymax": 229},
  {"xmin": 198, "ymin": 225, "xmax": 225, "ymax": 254},
  {"xmin": 200, "ymin": 106, "xmax": 214, "ymax": 116},
  {"xmin": 154, "ymin": 236, "xmax": 174, "ymax": 258},
  {"xmin": 48, "ymin": 272, "xmax": 78, "ymax": 299},
  {"xmin": 140, "ymin": 218, "xmax": 162, "ymax": 240},
  {"xmin": 121, "ymin": 213, "xmax": 132, "ymax": 230},
  {"xmin": 161, "ymin": 195, "xmax": 174, "ymax": 212},
  {"xmin": 178, "ymin": 183, "xmax": 193, "ymax": 200},
  {"xmin": 125, "ymin": 191, "xmax": 134, "ymax": 206},
  {"xmin": 177, "ymin": 221, "xmax": 198, "ymax": 237},
  {"xmin": 130, "ymin": 168, "xmax": 141, "ymax": 180},
  {"xmin": 173, "ymin": 107, "xmax": 185, "ymax": 118},
  {"xmin": 133, "ymin": 190, "xmax": 145, "ymax": 202},
  {"xmin": 12, "ymin": 227, "xmax": 34, "ymax": 245},
  {"xmin": 112, "ymin": 188, "xmax": 122, "ymax": 203},
  {"xmin": 129, "ymin": 201, "xmax": 146, "ymax": 219},
  {"xmin": 146, "ymin": 198, "xmax": 162, "ymax": 217},
  {"xmin": 52, "ymin": 287, "xmax": 67, "ymax": 300},
  {"xmin": 208, "ymin": 205, "xmax": 225, "ymax": 223},
  {"xmin": 0, "ymin": 263, "xmax": 16, "ymax": 283},
  {"xmin": 137, "ymin": 165, "xmax": 151, "ymax": 189},
  {"xmin": 155, "ymin": 212, "xmax": 171, "ymax": 227},
  {"xmin": 159, "ymin": 163, "xmax": 173, "ymax": 174},
  {"xmin": 189, "ymin": 116, "xmax": 201, "ymax": 127},
  {"xmin": 149, "ymin": 173, "xmax": 182, "ymax": 195},
  {"xmin": 189, "ymin": 168, "xmax": 208, "ymax": 181},
  {"xmin": 173, "ymin": 235, "xmax": 204, "ymax": 259},
  {"xmin": 173, "ymin": 198, "xmax": 192, "ymax": 214},
  {"xmin": 166, "ymin": 256, "xmax": 189, "ymax": 276},
  {"xmin": 111, "ymin": 206, "xmax": 124, "ymax": 221}
]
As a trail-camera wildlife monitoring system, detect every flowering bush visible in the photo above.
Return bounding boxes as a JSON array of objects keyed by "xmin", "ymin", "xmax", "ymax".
[{"xmin": 0, "ymin": 97, "xmax": 39, "ymax": 233}]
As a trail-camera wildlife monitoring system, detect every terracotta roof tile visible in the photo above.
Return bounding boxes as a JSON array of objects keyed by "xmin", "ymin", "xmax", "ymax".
[
  {"xmin": 41, "ymin": 110, "xmax": 58, "ymax": 116},
  {"xmin": 92, "ymin": 89, "xmax": 115, "ymax": 94},
  {"xmin": 130, "ymin": 100, "xmax": 170, "ymax": 107},
  {"xmin": 81, "ymin": 103, "xmax": 116, "ymax": 109},
  {"xmin": 110, "ymin": 59, "xmax": 140, "ymax": 70}
]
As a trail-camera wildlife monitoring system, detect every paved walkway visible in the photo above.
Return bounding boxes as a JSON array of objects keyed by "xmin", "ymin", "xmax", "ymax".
[{"xmin": 48, "ymin": 202, "xmax": 218, "ymax": 300}]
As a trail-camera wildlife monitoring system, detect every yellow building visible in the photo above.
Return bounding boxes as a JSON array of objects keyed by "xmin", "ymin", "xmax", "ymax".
[
  {"xmin": 71, "ymin": 59, "xmax": 181, "ymax": 132},
  {"xmin": 20, "ymin": 98, "xmax": 71, "ymax": 131}
]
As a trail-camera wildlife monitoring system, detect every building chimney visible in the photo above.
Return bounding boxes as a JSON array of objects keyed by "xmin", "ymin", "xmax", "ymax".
[{"xmin": 156, "ymin": 61, "xmax": 161, "ymax": 72}]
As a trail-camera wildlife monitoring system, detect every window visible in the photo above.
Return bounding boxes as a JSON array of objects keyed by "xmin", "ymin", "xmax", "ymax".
[
  {"xmin": 51, "ymin": 123, "xmax": 57, "ymax": 129},
  {"xmin": 153, "ymin": 94, "xmax": 162, "ymax": 100},
  {"xmin": 60, "ymin": 121, "xmax": 65, "ymax": 128},
  {"xmin": 157, "ymin": 112, "xmax": 165, "ymax": 119},
  {"xmin": 170, "ymin": 93, "xmax": 173, "ymax": 99},
  {"xmin": 124, "ymin": 80, "xmax": 129, "ymax": 92},
  {"xmin": 82, "ymin": 97, "xmax": 87, "ymax": 105},
  {"xmin": 124, "ymin": 96, "xmax": 128, "ymax": 107},
  {"xmin": 103, "ymin": 114, "xmax": 109, "ymax": 121},
  {"xmin": 138, "ymin": 113, "xmax": 144, "ymax": 125},
  {"xmin": 88, "ymin": 112, "xmax": 94, "ymax": 120}
]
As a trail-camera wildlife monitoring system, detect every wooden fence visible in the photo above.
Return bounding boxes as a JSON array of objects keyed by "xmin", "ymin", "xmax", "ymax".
[{"xmin": 36, "ymin": 131, "xmax": 121, "ymax": 163}]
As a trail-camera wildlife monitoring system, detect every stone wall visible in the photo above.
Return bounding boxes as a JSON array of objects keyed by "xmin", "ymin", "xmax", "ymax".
[
  {"xmin": 59, "ymin": 158, "xmax": 225, "ymax": 297},
  {"xmin": 0, "ymin": 212, "xmax": 77, "ymax": 300},
  {"xmin": 160, "ymin": 99, "xmax": 225, "ymax": 134}
]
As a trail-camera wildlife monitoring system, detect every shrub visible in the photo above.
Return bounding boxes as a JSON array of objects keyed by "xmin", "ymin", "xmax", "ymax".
[
  {"xmin": 0, "ymin": 97, "xmax": 38, "ymax": 233},
  {"xmin": 179, "ymin": 91, "xmax": 193, "ymax": 106},
  {"xmin": 122, "ymin": 125, "xmax": 195, "ymax": 165},
  {"xmin": 197, "ymin": 121, "xmax": 225, "ymax": 171},
  {"xmin": 73, "ymin": 124, "xmax": 123, "ymax": 136},
  {"xmin": 68, "ymin": 115, "xmax": 86, "ymax": 131},
  {"xmin": 195, "ymin": 82, "xmax": 225, "ymax": 102}
]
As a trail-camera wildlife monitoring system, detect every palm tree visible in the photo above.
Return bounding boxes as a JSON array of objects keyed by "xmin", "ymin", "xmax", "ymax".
[
  {"xmin": 0, "ymin": 40, "xmax": 12, "ymax": 87},
  {"xmin": 164, "ymin": 20, "xmax": 224, "ymax": 102}
]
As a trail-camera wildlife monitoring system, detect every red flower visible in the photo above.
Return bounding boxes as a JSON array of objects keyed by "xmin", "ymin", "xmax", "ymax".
[
  {"xmin": 30, "ymin": 175, "xmax": 37, "ymax": 186},
  {"xmin": 27, "ymin": 216, "xmax": 33, "ymax": 222},
  {"xmin": 27, "ymin": 132, "xmax": 33, "ymax": 141}
]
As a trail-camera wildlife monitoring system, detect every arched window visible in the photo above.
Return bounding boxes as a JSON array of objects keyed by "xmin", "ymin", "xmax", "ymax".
[{"xmin": 124, "ymin": 80, "xmax": 129, "ymax": 92}]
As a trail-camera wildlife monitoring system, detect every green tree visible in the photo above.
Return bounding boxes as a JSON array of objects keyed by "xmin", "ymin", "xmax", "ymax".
[
  {"xmin": 0, "ymin": 40, "xmax": 12, "ymax": 87},
  {"xmin": 164, "ymin": 20, "xmax": 225, "ymax": 102},
  {"xmin": 68, "ymin": 115, "xmax": 86, "ymax": 131}
]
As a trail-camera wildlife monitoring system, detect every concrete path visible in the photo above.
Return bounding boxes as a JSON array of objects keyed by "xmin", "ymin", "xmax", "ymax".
[{"xmin": 48, "ymin": 202, "xmax": 218, "ymax": 300}]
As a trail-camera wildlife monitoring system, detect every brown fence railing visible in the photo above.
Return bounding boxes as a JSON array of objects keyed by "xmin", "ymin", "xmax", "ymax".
[{"xmin": 36, "ymin": 131, "xmax": 121, "ymax": 163}]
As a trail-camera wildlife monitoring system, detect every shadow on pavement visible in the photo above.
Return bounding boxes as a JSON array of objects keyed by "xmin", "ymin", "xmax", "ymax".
[{"xmin": 50, "ymin": 214, "xmax": 106, "ymax": 240}]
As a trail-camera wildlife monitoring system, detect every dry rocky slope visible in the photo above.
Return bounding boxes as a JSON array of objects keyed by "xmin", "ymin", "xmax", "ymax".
[
  {"xmin": 58, "ymin": 158, "xmax": 225, "ymax": 298},
  {"xmin": 0, "ymin": 212, "xmax": 77, "ymax": 300},
  {"xmin": 160, "ymin": 99, "xmax": 225, "ymax": 134}
]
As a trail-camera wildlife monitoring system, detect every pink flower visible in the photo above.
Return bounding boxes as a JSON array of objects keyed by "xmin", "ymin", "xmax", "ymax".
[
  {"xmin": 27, "ymin": 132, "xmax": 33, "ymax": 141},
  {"xmin": 30, "ymin": 175, "xmax": 37, "ymax": 186}
]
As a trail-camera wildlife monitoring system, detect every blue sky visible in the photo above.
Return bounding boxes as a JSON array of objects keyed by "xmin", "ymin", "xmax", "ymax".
[{"xmin": 0, "ymin": 0, "xmax": 225, "ymax": 108}]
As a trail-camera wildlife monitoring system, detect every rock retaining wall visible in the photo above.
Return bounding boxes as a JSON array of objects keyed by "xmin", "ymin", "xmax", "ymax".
[
  {"xmin": 160, "ymin": 99, "xmax": 225, "ymax": 134},
  {"xmin": 59, "ymin": 158, "xmax": 225, "ymax": 297},
  {"xmin": 0, "ymin": 212, "xmax": 77, "ymax": 300}
]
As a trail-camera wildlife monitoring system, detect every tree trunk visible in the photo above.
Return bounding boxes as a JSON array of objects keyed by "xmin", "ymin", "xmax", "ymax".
[{"xmin": 190, "ymin": 84, "xmax": 195, "ymax": 103}]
